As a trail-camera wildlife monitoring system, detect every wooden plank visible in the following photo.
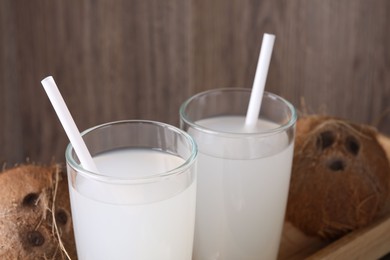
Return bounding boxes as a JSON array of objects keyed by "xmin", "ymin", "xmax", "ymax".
[
  {"xmin": 0, "ymin": 1, "xmax": 24, "ymax": 164},
  {"xmin": 1, "ymin": 0, "xmax": 390, "ymax": 165},
  {"xmin": 4, "ymin": 0, "xmax": 190, "ymax": 164},
  {"xmin": 190, "ymin": 0, "xmax": 390, "ymax": 133}
]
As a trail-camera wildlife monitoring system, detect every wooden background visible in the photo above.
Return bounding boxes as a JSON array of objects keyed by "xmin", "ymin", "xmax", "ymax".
[{"xmin": 1, "ymin": 0, "xmax": 389, "ymax": 165}]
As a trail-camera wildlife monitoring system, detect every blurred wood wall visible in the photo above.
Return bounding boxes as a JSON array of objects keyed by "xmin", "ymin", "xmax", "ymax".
[{"xmin": 1, "ymin": 0, "xmax": 389, "ymax": 165}]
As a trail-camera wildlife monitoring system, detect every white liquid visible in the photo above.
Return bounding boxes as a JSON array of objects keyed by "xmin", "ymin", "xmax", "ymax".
[
  {"xmin": 68, "ymin": 149, "xmax": 196, "ymax": 260},
  {"xmin": 190, "ymin": 116, "xmax": 294, "ymax": 260}
]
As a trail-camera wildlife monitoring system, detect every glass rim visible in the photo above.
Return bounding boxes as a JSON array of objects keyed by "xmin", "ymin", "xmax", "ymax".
[
  {"xmin": 65, "ymin": 120, "xmax": 198, "ymax": 184},
  {"xmin": 179, "ymin": 88, "xmax": 297, "ymax": 138}
]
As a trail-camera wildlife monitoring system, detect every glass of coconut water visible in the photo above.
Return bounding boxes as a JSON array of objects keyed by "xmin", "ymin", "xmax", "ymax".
[
  {"xmin": 65, "ymin": 120, "xmax": 197, "ymax": 260},
  {"xmin": 180, "ymin": 88, "xmax": 296, "ymax": 260}
]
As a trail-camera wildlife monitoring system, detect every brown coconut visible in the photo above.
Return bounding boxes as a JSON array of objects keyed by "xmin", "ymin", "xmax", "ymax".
[
  {"xmin": 286, "ymin": 115, "xmax": 390, "ymax": 240},
  {"xmin": 0, "ymin": 164, "xmax": 76, "ymax": 259}
]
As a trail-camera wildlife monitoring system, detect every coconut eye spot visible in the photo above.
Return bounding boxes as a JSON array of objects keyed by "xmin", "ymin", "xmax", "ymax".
[
  {"xmin": 317, "ymin": 131, "xmax": 335, "ymax": 151},
  {"xmin": 26, "ymin": 231, "xmax": 45, "ymax": 247},
  {"xmin": 56, "ymin": 209, "xmax": 68, "ymax": 225},
  {"xmin": 346, "ymin": 136, "xmax": 360, "ymax": 155},
  {"xmin": 22, "ymin": 193, "xmax": 39, "ymax": 207},
  {"xmin": 328, "ymin": 159, "xmax": 346, "ymax": 171}
]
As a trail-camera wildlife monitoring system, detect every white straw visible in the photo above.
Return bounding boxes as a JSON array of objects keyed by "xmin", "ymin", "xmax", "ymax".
[
  {"xmin": 245, "ymin": 33, "xmax": 275, "ymax": 127},
  {"xmin": 41, "ymin": 76, "xmax": 99, "ymax": 173}
]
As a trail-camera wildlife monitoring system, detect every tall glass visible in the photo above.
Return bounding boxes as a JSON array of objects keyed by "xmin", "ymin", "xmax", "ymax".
[
  {"xmin": 180, "ymin": 88, "xmax": 296, "ymax": 260},
  {"xmin": 65, "ymin": 120, "xmax": 197, "ymax": 260}
]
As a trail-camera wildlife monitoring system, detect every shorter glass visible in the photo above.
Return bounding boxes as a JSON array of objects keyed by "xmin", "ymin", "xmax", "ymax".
[
  {"xmin": 65, "ymin": 120, "xmax": 197, "ymax": 260},
  {"xmin": 180, "ymin": 88, "xmax": 296, "ymax": 260}
]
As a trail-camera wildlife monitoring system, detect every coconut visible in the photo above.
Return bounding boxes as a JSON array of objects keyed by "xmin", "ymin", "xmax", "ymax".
[
  {"xmin": 0, "ymin": 164, "xmax": 76, "ymax": 259},
  {"xmin": 286, "ymin": 115, "xmax": 390, "ymax": 240}
]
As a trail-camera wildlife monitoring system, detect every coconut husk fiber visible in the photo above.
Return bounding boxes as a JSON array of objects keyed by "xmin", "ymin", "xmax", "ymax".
[
  {"xmin": 0, "ymin": 164, "xmax": 76, "ymax": 259},
  {"xmin": 286, "ymin": 115, "xmax": 390, "ymax": 240}
]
